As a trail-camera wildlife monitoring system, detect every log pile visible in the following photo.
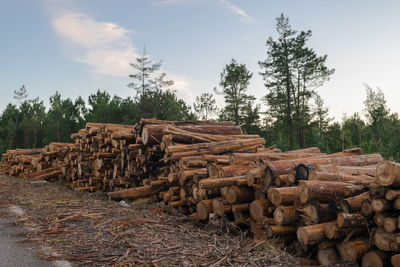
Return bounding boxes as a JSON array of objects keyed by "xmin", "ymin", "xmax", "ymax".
[
  {"xmin": 0, "ymin": 143, "xmax": 76, "ymax": 180},
  {"xmin": 4, "ymin": 119, "xmax": 400, "ymax": 266}
]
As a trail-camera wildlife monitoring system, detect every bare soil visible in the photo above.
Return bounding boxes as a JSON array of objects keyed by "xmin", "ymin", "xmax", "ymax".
[{"xmin": 0, "ymin": 175, "xmax": 299, "ymax": 266}]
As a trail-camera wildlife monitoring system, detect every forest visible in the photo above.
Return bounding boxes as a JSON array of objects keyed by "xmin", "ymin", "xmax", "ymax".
[{"xmin": 1, "ymin": 14, "xmax": 399, "ymax": 161}]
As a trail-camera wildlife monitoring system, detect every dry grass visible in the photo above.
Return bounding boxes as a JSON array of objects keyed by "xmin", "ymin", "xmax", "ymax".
[{"xmin": 0, "ymin": 175, "xmax": 299, "ymax": 266}]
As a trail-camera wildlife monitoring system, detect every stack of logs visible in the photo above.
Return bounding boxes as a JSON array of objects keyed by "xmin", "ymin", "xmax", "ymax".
[
  {"xmin": 3, "ymin": 119, "xmax": 400, "ymax": 266},
  {"xmin": 0, "ymin": 142, "xmax": 75, "ymax": 180}
]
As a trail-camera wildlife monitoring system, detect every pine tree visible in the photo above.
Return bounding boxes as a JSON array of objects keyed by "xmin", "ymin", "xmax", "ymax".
[
  {"xmin": 259, "ymin": 14, "xmax": 334, "ymax": 149},
  {"xmin": 128, "ymin": 47, "xmax": 173, "ymax": 96},
  {"xmin": 193, "ymin": 92, "xmax": 218, "ymax": 120},
  {"xmin": 215, "ymin": 59, "xmax": 255, "ymax": 126}
]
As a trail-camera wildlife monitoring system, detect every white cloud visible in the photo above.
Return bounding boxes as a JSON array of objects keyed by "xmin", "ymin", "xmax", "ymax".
[
  {"xmin": 219, "ymin": 0, "xmax": 256, "ymax": 23},
  {"xmin": 154, "ymin": 0, "xmax": 255, "ymax": 23},
  {"xmin": 168, "ymin": 73, "xmax": 195, "ymax": 103},
  {"xmin": 52, "ymin": 13, "xmax": 138, "ymax": 76}
]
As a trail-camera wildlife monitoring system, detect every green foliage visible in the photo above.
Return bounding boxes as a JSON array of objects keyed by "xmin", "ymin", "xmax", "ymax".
[
  {"xmin": 0, "ymin": 83, "xmax": 194, "ymax": 158},
  {"xmin": 215, "ymin": 58, "xmax": 257, "ymax": 130},
  {"xmin": 193, "ymin": 92, "xmax": 218, "ymax": 120},
  {"xmin": 259, "ymin": 14, "xmax": 334, "ymax": 149},
  {"xmin": 128, "ymin": 47, "xmax": 173, "ymax": 96}
]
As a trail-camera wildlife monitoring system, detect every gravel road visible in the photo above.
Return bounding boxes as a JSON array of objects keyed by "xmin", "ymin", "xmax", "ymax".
[{"xmin": 0, "ymin": 212, "xmax": 52, "ymax": 267}]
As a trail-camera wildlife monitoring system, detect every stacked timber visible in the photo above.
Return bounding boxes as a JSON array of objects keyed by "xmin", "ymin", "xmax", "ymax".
[
  {"xmin": 5, "ymin": 119, "xmax": 400, "ymax": 266},
  {"xmin": 65, "ymin": 122, "xmax": 136, "ymax": 192},
  {"xmin": 0, "ymin": 143, "xmax": 76, "ymax": 180},
  {"xmin": 108, "ymin": 119, "xmax": 264, "ymax": 213},
  {"xmin": 0, "ymin": 148, "xmax": 44, "ymax": 176}
]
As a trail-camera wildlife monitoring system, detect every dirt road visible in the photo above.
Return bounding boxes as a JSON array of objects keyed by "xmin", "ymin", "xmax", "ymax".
[
  {"xmin": 0, "ymin": 214, "xmax": 52, "ymax": 267},
  {"xmin": 0, "ymin": 175, "xmax": 297, "ymax": 266}
]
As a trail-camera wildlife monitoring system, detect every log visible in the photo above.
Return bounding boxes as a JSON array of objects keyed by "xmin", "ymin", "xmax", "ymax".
[
  {"xmin": 199, "ymin": 176, "xmax": 246, "ymax": 189},
  {"xmin": 196, "ymin": 199, "xmax": 213, "ymax": 220},
  {"xmin": 386, "ymin": 190, "xmax": 400, "ymax": 201},
  {"xmin": 218, "ymin": 164, "xmax": 254, "ymax": 178},
  {"xmin": 371, "ymin": 198, "xmax": 391, "ymax": 213},
  {"xmin": 266, "ymin": 225, "xmax": 296, "ymax": 238},
  {"xmin": 297, "ymin": 221, "xmax": 334, "ymax": 244},
  {"xmin": 376, "ymin": 160, "xmax": 400, "ymax": 187},
  {"xmin": 273, "ymin": 205, "xmax": 298, "ymax": 226},
  {"xmin": 249, "ymin": 199, "xmax": 269, "ymax": 222},
  {"xmin": 361, "ymin": 250, "xmax": 388, "ymax": 267},
  {"xmin": 374, "ymin": 212, "xmax": 390, "ymax": 227},
  {"xmin": 284, "ymin": 153, "xmax": 384, "ymax": 181},
  {"xmin": 212, "ymin": 198, "xmax": 231, "ymax": 216},
  {"xmin": 226, "ymin": 186, "xmax": 254, "ymax": 204},
  {"xmin": 335, "ymin": 191, "xmax": 370, "ymax": 214},
  {"xmin": 338, "ymin": 237, "xmax": 372, "ymax": 261},
  {"xmin": 337, "ymin": 213, "xmax": 366, "ymax": 228},
  {"xmin": 229, "ymin": 150, "xmax": 322, "ymax": 165},
  {"xmin": 384, "ymin": 217, "xmax": 398, "ymax": 233},
  {"xmin": 108, "ymin": 185, "xmax": 154, "ymax": 200},
  {"xmin": 373, "ymin": 227, "xmax": 399, "ymax": 252},
  {"xmin": 308, "ymin": 171, "xmax": 374, "ymax": 184},
  {"xmin": 33, "ymin": 170, "xmax": 62, "ymax": 180},
  {"xmin": 298, "ymin": 203, "xmax": 336, "ymax": 225},
  {"xmin": 269, "ymin": 186, "xmax": 298, "ymax": 206},
  {"xmin": 297, "ymin": 180, "xmax": 366, "ymax": 204},
  {"xmin": 392, "ymin": 254, "xmax": 400, "ymax": 267},
  {"xmin": 325, "ymin": 223, "xmax": 364, "ymax": 240},
  {"xmin": 166, "ymin": 138, "xmax": 264, "ymax": 154},
  {"xmin": 297, "ymin": 163, "xmax": 376, "ymax": 180},
  {"xmin": 231, "ymin": 203, "xmax": 249, "ymax": 212},
  {"xmin": 361, "ymin": 199, "xmax": 374, "ymax": 217},
  {"xmin": 317, "ymin": 247, "xmax": 339, "ymax": 266}
]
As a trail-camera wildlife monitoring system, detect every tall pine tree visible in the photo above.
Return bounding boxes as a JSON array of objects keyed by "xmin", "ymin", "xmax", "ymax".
[{"xmin": 259, "ymin": 14, "xmax": 334, "ymax": 149}]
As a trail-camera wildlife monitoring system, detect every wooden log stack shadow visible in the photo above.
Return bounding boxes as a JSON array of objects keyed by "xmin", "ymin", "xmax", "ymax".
[{"xmin": 3, "ymin": 119, "xmax": 400, "ymax": 266}]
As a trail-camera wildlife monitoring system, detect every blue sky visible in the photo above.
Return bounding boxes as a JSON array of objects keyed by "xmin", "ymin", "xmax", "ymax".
[{"xmin": 1, "ymin": 0, "xmax": 400, "ymax": 121}]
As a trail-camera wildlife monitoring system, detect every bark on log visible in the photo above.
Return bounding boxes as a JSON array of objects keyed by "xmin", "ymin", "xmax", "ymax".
[
  {"xmin": 226, "ymin": 186, "xmax": 254, "ymax": 204},
  {"xmin": 199, "ymin": 176, "xmax": 246, "ymax": 189},
  {"xmin": 392, "ymin": 254, "xmax": 400, "ymax": 267},
  {"xmin": 287, "ymin": 154, "xmax": 383, "ymax": 180},
  {"xmin": 269, "ymin": 186, "xmax": 298, "ymax": 206},
  {"xmin": 335, "ymin": 191, "xmax": 370, "ymax": 213},
  {"xmin": 298, "ymin": 203, "xmax": 336, "ymax": 225},
  {"xmin": 266, "ymin": 225, "xmax": 296, "ymax": 238},
  {"xmin": 109, "ymin": 185, "xmax": 155, "ymax": 200},
  {"xmin": 297, "ymin": 180, "xmax": 367, "ymax": 204},
  {"xmin": 297, "ymin": 221, "xmax": 335, "ymax": 244},
  {"xmin": 337, "ymin": 213, "xmax": 366, "ymax": 228},
  {"xmin": 273, "ymin": 205, "xmax": 298, "ymax": 226},
  {"xmin": 308, "ymin": 171, "xmax": 374, "ymax": 184}
]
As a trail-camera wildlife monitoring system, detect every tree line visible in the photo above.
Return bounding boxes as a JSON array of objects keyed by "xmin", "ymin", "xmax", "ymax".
[{"xmin": 1, "ymin": 14, "xmax": 399, "ymax": 161}]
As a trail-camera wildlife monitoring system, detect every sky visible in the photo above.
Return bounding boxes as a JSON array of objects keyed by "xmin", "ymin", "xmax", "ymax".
[{"xmin": 1, "ymin": 0, "xmax": 400, "ymax": 121}]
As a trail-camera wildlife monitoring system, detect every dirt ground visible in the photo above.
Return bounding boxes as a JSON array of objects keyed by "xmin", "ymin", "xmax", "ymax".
[{"xmin": 0, "ymin": 175, "xmax": 300, "ymax": 266}]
